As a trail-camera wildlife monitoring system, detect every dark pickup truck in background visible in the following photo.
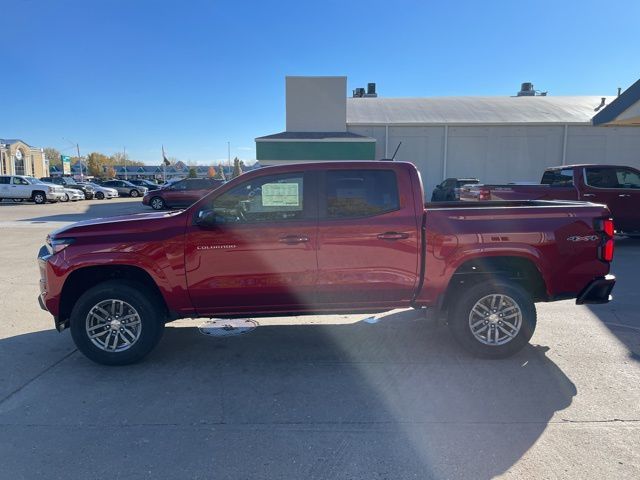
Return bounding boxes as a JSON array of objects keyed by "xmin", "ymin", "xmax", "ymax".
[
  {"xmin": 38, "ymin": 161, "xmax": 615, "ymax": 365},
  {"xmin": 431, "ymin": 177, "xmax": 479, "ymax": 201},
  {"xmin": 460, "ymin": 164, "xmax": 640, "ymax": 234},
  {"xmin": 41, "ymin": 176, "xmax": 94, "ymax": 199}
]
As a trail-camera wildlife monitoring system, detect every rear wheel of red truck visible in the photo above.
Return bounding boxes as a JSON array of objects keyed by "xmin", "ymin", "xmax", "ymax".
[
  {"xmin": 69, "ymin": 280, "xmax": 165, "ymax": 365},
  {"xmin": 448, "ymin": 281, "xmax": 536, "ymax": 358}
]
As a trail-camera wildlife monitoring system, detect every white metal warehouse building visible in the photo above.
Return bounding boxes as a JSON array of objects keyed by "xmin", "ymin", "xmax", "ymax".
[{"xmin": 256, "ymin": 76, "xmax": 640, "ymax": 196}]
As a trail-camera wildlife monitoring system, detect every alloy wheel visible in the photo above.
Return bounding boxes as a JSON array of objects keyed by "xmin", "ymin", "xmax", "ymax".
[
  {"xmin": 468, "ymin": 294, "xmax": 522, "ymax": 346},
  {"xmin": 85, "ymin": 299, "xmax": 142, "ymax": 352}
]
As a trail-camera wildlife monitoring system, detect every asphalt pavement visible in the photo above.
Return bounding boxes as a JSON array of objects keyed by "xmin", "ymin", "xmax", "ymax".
[{"xmin": 0, "ymin": 198, "xmax": 638, "ymax": 479}]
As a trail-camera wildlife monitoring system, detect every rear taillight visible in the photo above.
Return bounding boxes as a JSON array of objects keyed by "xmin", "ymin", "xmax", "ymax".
[
  {"xmin": 479, "ymin": 188, "xmax": 491, "ymax": 201},
  {"xmin": 595, "ymin": 218, "xmax": 615, "ymax": 262}
]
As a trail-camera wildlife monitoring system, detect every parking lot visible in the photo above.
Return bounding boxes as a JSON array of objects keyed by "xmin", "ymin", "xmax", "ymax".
[{"xmin": 0, "ymin": 198, "xmax": 639, "ymax": 479}]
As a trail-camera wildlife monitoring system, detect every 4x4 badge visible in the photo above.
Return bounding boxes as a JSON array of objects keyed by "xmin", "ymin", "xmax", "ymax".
[{"xmin": 567, "ymin": 235, "xmax": 598, "ymax": 242}]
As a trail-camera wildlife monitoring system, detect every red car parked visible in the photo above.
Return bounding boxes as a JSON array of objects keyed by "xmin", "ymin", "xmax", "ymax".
[
  {"xmin": 142, "ymin": 178, "xmax": 224, "ymax": 210},
  {"xmin": 38, "ymin": 161, "xmax": 615, "ymax": 365}
]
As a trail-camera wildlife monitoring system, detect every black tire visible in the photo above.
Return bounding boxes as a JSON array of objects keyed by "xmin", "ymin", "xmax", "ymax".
[
  {"xmin": 150, "ymin": 196, "xmax": 165, "ymax": 210},
  {"xmin": 95, "ymin": 191, "xmax": 105, "ymax": 200},
  {"xmin": 447, "ymin": 280, "xmax": 536, "ymax": 359},
  {"xmin": 130, "ymin": 189, "xmax": 139, "ymax": 198},
  {"xmin": 70, "ymin": 280, "xmax": 165, "ymax": 365},
  {"xmin": 32, "ymin": 191, "xmax": 46, "ymax": 204},
  {"xmin": 12, "ymin": 198, "xmax": 24, "ymax": 203}
]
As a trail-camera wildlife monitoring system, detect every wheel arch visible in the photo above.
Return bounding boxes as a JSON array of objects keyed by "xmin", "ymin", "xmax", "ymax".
[
  {"xmin": 59, "ymin": 265, "xmax": 169, "ymax": 327},
  {"xmin": 441, "ymin": 254, "xmax": 548, "ymax": 311}
]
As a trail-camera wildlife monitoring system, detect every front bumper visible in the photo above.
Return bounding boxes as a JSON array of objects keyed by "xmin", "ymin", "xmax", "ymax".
[
  {"xmin": 576, "ymin": 274, "xmax": 616, "ymax": 305},
  {"xmin": 37, "ymin": 247, "xmax": 66, "ymax": 330},
  {"xmin": 47, "ymin": 191, "xmax": 65, "ymax": 201}
]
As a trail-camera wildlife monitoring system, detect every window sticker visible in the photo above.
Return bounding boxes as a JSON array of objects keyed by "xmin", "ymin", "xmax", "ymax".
[{"xmin": 262, "ymin": 183, "xmax": 300, "ymax": 207}]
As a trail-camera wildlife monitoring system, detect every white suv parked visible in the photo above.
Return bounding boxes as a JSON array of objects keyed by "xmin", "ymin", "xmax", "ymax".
[{"xmin": 0, "ymin": 175, "xmax": 65, "ymax": 204}]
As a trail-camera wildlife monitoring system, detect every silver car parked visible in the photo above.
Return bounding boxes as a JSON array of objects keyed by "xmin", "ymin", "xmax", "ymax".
[
  {"xmin": 99, "ymin": 180, "xmax": 148, "ymax": 198},
  {"xmin": 80, "ymin": 182, "xmax": 119, "ymax": 200}
]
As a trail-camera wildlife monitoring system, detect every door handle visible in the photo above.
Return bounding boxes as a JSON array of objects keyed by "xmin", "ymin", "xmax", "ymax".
[
  {"xmin": 279, "ymin": 234, "xmax": 309, "ymax": 245},
  {"xmin": 582, "ymin": 193, "xmax": 596, "ymax": 198},
  {"xmin": 377, "ymin": 232, "xmax": 409, "ymax": 241}
]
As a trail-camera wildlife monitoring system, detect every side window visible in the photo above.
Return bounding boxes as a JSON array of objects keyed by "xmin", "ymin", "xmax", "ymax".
[
  {"xmin": 541, "ymin": 169, "xmax": 574, "ymax": 186},
  {"xmin": 12, "ymin": 177, "xmax": 29, "ymax": 185},
  {"xmin": 212, "ymin": 173, "xmax": 304, "ymax": 223},
  {"xmin": 585, "ymin": 168, "xmax": 620, "ymax": 189},
  {"xmin": 0, "ymin": 176, "xmax": 10, "ymax": 185},
  {"xmin": 615, "ymin": 168, "xmax": 640, "ymax": 189},
  {"xmin": 325, "ymin": 170, "xmax": 399, "ymax": 218},
  {"xmin": 173, "ymin": 181, "xmax": 187, "ymax": 190}
]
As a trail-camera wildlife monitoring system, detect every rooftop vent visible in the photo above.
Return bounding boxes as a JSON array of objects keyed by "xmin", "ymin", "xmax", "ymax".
[
  {"xmin": 516, "ymin": 82, "xmax": 547, "ymax": 97},
  {"xmin": 353, "ymin": 82, "xmax": 378, "ymax": 98},
  {"xmin": 594, "ymin": 97, "xmax": 607, "ymax": 112}
]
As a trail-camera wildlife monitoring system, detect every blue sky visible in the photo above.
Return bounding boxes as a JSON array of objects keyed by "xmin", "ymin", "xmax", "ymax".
[{"xmin": 2, "ymin": 0, "xmax": 639, "ymax": 165}]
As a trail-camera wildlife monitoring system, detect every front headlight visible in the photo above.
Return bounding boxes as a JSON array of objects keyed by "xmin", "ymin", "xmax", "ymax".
[
  {"xmin": 46, "ymin": 236, "xmax": 75, "ymax": 255},
  {"xmin": 47, "ymin": 186, "xmax": 54, "ymax": 192}
]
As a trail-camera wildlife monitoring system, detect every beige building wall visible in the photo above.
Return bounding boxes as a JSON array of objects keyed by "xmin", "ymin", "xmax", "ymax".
[{"xmin": 0, "ymin": 141, "xmax": 47, "ymax": 177}]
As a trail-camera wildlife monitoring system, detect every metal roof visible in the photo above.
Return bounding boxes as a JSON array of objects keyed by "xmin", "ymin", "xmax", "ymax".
[
  {"xmin": 346, "ymin": 96, "xmax": 616, "ymax": 125},
  {"xmin": 256, "ymin": 131, "xmax": 371, "ymax": 140}
]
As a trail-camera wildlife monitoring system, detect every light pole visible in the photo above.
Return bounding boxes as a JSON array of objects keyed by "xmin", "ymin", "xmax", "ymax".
[{"xmin": 0, "ymin": 143, "xmax": 5, "ymax": 175}]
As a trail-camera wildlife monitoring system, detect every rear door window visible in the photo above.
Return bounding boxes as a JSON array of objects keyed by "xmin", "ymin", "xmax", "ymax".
[
  {"xmin": 541, "ymin": 169, "xmax": 574, "ymax": 186},
  {"xmin": 0, "ymin": 176, "xmax": 10, "ymax": 184},
  {"xmin": 324, "ymin": 170, "xmax": 399, "ymax": 218}
]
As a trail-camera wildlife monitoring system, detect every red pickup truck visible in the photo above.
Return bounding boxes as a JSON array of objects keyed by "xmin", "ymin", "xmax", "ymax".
[
  {"xmin": 460, "ymin": 164, "xmax": 640, "ymax": 235},
  {"xmin": 38, "ymin": 161, "xmax": 616, "ymax": 365}
]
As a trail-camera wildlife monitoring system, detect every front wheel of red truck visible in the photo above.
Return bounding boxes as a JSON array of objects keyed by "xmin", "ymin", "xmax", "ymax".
[
  {"xmin": 69, "ymin": 280, "xmax": 165, "ymax": 365},
  {"xmin": 448, "ymin": 281, "xmax": 536, "ymax": 358}
]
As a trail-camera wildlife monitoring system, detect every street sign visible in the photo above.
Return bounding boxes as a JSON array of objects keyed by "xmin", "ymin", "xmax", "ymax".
[{"xmin": 61, "ymin": 155, "xmax": 71, "ymax": 175}]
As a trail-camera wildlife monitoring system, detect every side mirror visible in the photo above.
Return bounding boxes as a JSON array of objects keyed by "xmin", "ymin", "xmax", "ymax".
[{"xmin": 195, "ymin": 209, "xmax": 218, "ymax": 227}]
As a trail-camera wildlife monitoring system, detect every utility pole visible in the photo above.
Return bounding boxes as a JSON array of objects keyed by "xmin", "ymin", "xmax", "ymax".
[
  {"xmin": 123, "ymin": 146, "xmax": 127, "ymax": 180},
  {"xmin": 227, "ymin": 141, "xmax": 230, "ymax": 178},
  {"xmin": 63, "ymin": 138, "xmax": 83, "ymax": 180},
  {"xmin": 76, "ymin": 143, "xmax": 83, "ymax": 181}
]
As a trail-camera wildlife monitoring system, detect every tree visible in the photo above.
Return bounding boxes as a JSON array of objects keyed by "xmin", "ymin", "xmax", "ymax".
[
  {"xmin": 43, "ymin": 147, "xmax": 61, "ymax": 169},
  {"xmin": 232, "ymin": 157, "xmax": 243, "ymax": 178},
  {"xmin": 207, "ymin": 166, "xmax": 216, "ymax": 178},
  {"xmin": 86, "ymin": 152, "xmax": 110, "ymax": 177},
  {"xmin": 109, "ymin": 152, "xmax": 144, "ymax": 167},
  {"xmin": 188, "ymin": 167, "xmax": 197, "ymax": 178}
]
